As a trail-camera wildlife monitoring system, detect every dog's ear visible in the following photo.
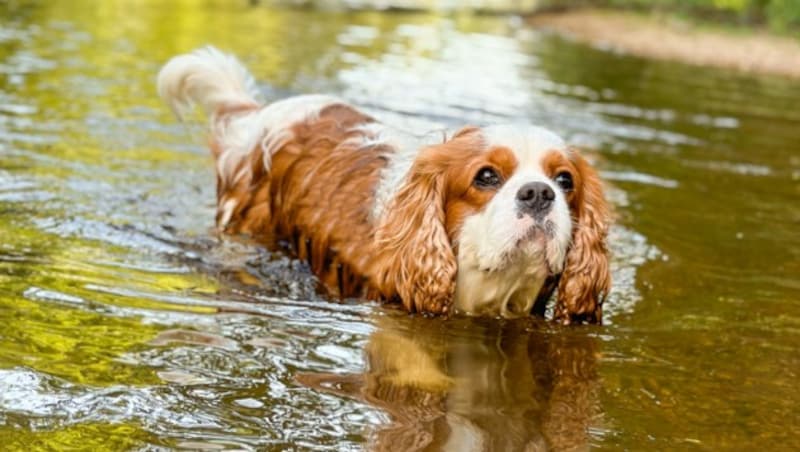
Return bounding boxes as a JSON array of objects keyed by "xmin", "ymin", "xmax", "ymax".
[
  {"xmin": 554, "ymin": 152, "xmax": 611, "ymax": 325},
  {"xmin": 371, "ymin": 147, "xmax": 459, "ymax": 315}
]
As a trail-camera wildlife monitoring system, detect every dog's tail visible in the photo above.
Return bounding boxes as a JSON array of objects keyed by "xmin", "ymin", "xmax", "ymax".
[{"xmin": 157, "ymin": 46, "xmax": 261, "ymax": 121}]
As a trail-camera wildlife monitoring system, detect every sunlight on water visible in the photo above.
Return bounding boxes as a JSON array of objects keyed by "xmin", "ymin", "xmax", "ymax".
[{"xmin": 1, "ymin": 0, "xmax": 799, "ymax": 450}]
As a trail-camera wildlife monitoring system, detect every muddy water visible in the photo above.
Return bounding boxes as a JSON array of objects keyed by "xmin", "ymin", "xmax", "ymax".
[{"xmin": 1, "ymin": 1, "xmax": 798, "ymax": 450}]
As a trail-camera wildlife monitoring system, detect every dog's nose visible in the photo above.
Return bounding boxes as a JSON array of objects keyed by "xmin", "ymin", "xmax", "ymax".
[{"xmin": 516, "ymin": 182, "xmax": 555, "ymax": 215}]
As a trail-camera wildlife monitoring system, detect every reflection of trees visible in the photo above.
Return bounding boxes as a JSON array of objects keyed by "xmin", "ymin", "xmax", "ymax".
[
  {"xmin": 299, "ymin": 316, "xmax": 602, "ymax": 451},
  {"xmin": 0, "ymin": 186, "xmax": 210, "ymax": 387},
  {"xmin": 20, "ymin": 0, "xmax": 452, "ymax": 99},
  {"xmin": 531, "ymin": 35, "xmax": 660, "ymax": 109},
  {"xmin": 22, "ymin": 0, "xmax": 532, "ymax": 111}
]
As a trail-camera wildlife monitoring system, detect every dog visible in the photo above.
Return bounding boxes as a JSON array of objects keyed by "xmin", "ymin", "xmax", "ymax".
[{"xmin": 157, "ymin": 46, "xmax": 610, "ymax": 323}]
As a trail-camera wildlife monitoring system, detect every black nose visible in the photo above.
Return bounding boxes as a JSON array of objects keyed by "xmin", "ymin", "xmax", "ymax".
[{"xmin": 516, "ymin": 182, "xmax": 555, "ymax": 215}]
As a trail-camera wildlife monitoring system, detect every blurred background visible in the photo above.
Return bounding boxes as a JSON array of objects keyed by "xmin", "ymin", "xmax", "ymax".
[
  {"xmin": 0, "ymin": 0, "xmax": 798, "ymax": 450},
  {"xmin": 265, "ymin": 0, "xmax": 800, "ymax": 29}
]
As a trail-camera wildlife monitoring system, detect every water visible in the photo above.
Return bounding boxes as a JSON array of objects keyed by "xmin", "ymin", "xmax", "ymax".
[{"xmin": 1, "ymin": 1, "xmax": 798, "ymax": 450}]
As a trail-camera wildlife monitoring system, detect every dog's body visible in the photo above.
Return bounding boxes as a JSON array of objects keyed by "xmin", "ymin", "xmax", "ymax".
[{"xmin": 158, "ymin": 47, "xmax": 610, "ymax": 323}]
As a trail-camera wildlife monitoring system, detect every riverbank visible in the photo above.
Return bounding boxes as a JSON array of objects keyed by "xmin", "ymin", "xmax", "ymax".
[{"xmin": 528, "ymin": 8, "xmax": 800, "ymax": 79}]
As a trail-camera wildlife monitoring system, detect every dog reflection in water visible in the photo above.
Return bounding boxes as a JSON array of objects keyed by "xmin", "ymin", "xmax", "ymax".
[{"xmin": 297, "ymin": 316, "xmax": 601, "ymax": 451}]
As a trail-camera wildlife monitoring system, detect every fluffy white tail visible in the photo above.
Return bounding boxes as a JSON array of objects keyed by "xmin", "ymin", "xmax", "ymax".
[{"xmin": 157, "ymin": 46, "xmax": 261, "ymax": 120}]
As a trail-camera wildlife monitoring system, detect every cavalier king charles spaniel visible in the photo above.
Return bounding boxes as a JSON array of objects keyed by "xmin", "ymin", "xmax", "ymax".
[{"xmin": 157, "ymin": 47, "xmax": 610, "ymax": 324}]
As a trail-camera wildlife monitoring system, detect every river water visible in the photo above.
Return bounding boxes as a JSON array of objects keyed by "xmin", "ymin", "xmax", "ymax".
[{"xmin": 1, "ymin": 1, "xmax": 798, "ymax": 450}]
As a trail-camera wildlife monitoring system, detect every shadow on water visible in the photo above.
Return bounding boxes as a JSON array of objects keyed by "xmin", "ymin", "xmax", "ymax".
[{"xmin": 1, "ymin": 0, "xmax": 799, "ymax": 449}]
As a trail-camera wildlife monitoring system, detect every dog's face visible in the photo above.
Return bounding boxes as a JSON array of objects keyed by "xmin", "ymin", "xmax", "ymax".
[
  {"xmin": 374, "ymin": 124, "xmax": 610, "ymax": 322},
  {"xmin": 451, "ymin": 125, "xmax": 576, "ymax": 317}
]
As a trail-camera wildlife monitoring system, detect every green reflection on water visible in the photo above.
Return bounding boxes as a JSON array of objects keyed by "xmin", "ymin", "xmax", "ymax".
[
  {"xmin": 0, "ymin": 219, "xmax": 217, "ymax": 387},
  {"xmin": 1, "ymin": 423, "xmax": 156, "ymax": 451}
]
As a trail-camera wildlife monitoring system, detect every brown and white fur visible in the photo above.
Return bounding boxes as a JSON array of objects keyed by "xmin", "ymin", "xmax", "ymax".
[{"xmin": 157, "ymin": 46, "xmax": 610, "ymax": 323}]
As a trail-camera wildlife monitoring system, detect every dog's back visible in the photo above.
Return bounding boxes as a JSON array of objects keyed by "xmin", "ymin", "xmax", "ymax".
[{"xmin": 157, "ymin": 47, "xmax": 393, "ymax": 297}]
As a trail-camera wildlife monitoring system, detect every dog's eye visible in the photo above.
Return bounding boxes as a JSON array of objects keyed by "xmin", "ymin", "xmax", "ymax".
[
  {"xmin": 473, "ymin": 167, "xmax": 502, "ymax": 189},
  {"xmin": 554, "ymin": 171, "xmax": 574, "ymax": 191}
]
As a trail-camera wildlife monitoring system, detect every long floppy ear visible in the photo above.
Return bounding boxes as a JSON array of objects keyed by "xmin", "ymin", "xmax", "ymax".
[
  {"xmin": 554, "ymin": 152, "xmax": 611, "ymax": 325},
  {"xmin": 372, "ymin": 150, "xmax": 457, "ymax": 315}
]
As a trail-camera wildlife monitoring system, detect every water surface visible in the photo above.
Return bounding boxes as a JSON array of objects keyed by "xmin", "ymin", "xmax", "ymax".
[{"xmin": 1, "ymin": 1, "xmax": 798, "ymax": 450}]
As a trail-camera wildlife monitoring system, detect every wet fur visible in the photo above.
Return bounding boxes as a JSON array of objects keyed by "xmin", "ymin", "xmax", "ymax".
[{"xmin": 157, "ymin": 46, "xmax": 611, "ymax": 322}]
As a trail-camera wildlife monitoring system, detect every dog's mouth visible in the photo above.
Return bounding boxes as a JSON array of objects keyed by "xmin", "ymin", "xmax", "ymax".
[
  {"xmin": 517, "ymin": 219, "xmax": 556, "ymax": 247},
  {"xmin": 480, "ymin": 219, "xmax": 556, "ymax": 273}
]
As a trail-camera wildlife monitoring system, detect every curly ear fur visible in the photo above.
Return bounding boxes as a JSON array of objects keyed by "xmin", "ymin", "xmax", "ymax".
[
  {"xmin": 554, "ymin": 153, "xmax": 611, "ymax": 325},
  {"xmin": 372, "ymin": 150, "xmax": 458, "ymax": 315}
]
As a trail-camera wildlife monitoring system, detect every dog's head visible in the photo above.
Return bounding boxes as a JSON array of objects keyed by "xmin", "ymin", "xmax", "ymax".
[{"xmin": 373, "ymin": 124, "xmax": 610, "ymax": 323}]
